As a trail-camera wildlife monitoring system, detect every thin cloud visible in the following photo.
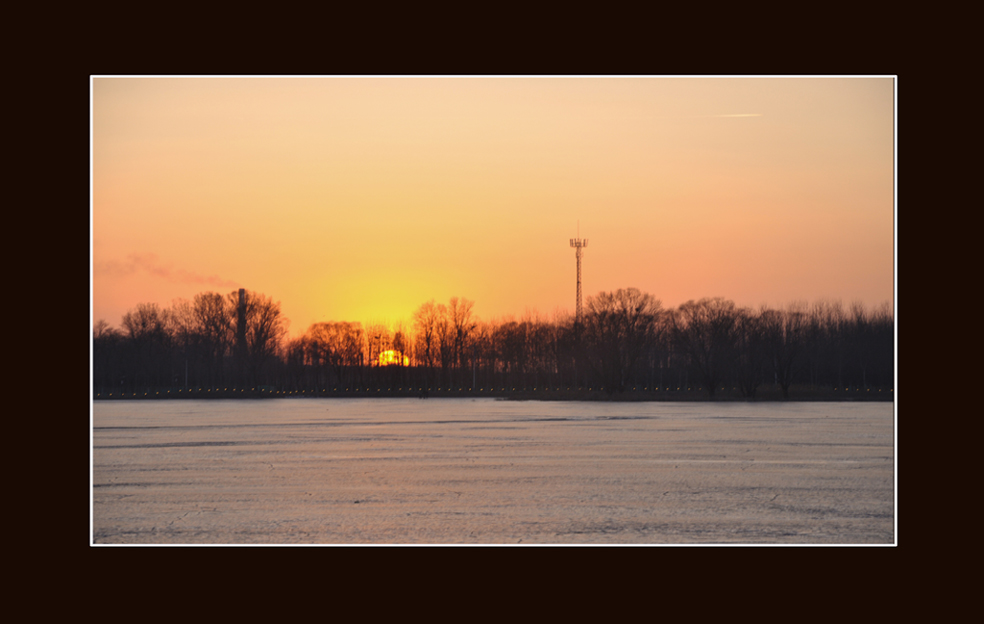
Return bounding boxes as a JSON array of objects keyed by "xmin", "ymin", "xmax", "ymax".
[
  {"xmin": 666, "ymin": 113, "xmax": 765, "ymax": 119},
  {"xmin": 96, "ymin": 253, "xmax": 240, "ymax": 288},
  {"xmin": 656, "ymin": 113, "xmax": 765, "ymax": 120}
]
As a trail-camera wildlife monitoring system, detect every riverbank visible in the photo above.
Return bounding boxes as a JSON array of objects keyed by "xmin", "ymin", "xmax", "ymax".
[{"xmin": 92, "ymin": 384, "xmax": 893, "ymax": 402}]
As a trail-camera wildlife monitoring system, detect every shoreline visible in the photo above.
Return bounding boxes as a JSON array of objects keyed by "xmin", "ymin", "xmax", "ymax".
[{"xmin": 92, "ymin": 386, "xmax": 894, "ymax": 402}]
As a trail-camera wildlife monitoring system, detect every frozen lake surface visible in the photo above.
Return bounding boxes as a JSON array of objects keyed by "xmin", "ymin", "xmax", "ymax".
[{"xmin": 92, "ymin": 398, "xmax": 894, "ymax": 544}]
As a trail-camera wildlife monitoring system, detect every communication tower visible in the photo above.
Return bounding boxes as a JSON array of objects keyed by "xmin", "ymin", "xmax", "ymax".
[{"xmin": 570, "ymin": 234, "xmax": 588, "ymax": 326}]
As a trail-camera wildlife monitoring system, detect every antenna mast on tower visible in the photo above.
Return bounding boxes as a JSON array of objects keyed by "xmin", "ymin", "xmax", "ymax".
[{"xmin": 570, "ymin": 225, "xmax": 588, "ymax": 326}]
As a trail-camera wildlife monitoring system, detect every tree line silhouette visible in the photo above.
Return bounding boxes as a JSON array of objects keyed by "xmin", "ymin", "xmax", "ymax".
[{"xmin": 93, "ymin": 288, "xmax": 893, "ymax": 399}]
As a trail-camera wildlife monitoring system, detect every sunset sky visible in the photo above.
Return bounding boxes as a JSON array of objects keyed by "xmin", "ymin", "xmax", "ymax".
[{"xmin": 91, "ymin": 76, "xmax": 895, "ymax": 337}]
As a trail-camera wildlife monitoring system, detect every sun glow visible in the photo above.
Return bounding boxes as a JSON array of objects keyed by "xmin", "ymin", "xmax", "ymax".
[
  {"xmin": 378, "ymin": 349, "xmax": 410, "ymax": 367},
  {"xmin": 93, "ymin": 77, "xmax": 895, "ymax": 334}
]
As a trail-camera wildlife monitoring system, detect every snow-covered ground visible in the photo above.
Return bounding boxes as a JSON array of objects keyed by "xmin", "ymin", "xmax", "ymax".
[{"xmin": 92, "ymin": 398, "xmax": 894, "ymax": 544}]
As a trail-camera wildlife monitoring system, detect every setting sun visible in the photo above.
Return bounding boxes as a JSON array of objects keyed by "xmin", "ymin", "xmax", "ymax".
[{"xmin": 378, "ymin": 349, "xmax": 410, "ymax": 367}]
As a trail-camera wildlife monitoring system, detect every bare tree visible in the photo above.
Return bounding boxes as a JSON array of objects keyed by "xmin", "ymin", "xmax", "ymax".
[
  {"xmin": 495, "ymin": 317, "xmax": 528, "ymax": 388},
  {"xmin": 413, "ymin": 300, "xmax": 441, "ymax": 387},
  {"xmin": 759, "ymin": 303, "xmax": 808, "ymax": 398},
  {"xmin": 434, "ymin": 303, "xmax": 455, "ymax": 387},
  {"xmin": 121, "ymin": 302, "xmax": 174, "ymax": 389},
  {"xmin": 673, "ymin": 297, "xmax": 739, "ymax": 397},
  {"xmin": 448, "ymin": 297, "xmax": 477, "ymax": 386},
  {"xmin": 733, "ymin": 307, "xmax": 767, "ymax": 398},
  {"xmin": 847, "ymin": 301, "xmax": 892, "ymax": 391},
  {"xmin": 364, "ymin": 323, "xmax": 393, "ymax": 387},
  {"xmin": 93, "ymin": 320, "xmax": 124, "ymax": 392},
  {"xmin": 392, "ymin": 323, "xmax": 409, "ymax": 365},
  {"xmin": 227, "ymin": 290, "xmax": 288, "ymax": 387},
  {"xmin": 185, "ymin": 292, "xmax": 233, "ymax": 386},
  {"xmin": 470, "ymin": 319, "xmax": 496, "ymax": 389},
  {"xmin": 283, "ymin": 336, "xmax": 308, "ymax": 391},
  {"xmin": 365, "ymin": 323, "xmax": 392, "ymax": 365},
  {"xmin": 805, "ymin": 299, "xmax": 844, "ymax": 388},
  {"xmin": 304, "ymin": 321, "xmax": 363, "ymax": 388},
  {"xmin": 583, "ymin": 288, "xmax": 664, "ymax": 394},
  {"xmin": 93, "ymin": 319, "xmax": 115, "ymax": 339},
  {"xmin": 304, "ymin": 323, "xmax": 333, "ymax": 388}
]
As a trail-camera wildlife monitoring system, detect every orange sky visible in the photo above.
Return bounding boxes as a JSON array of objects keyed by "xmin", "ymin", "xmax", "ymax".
[{"xmin": 91, "ymin": 76, "xmax": 895, "ymax": 336}]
